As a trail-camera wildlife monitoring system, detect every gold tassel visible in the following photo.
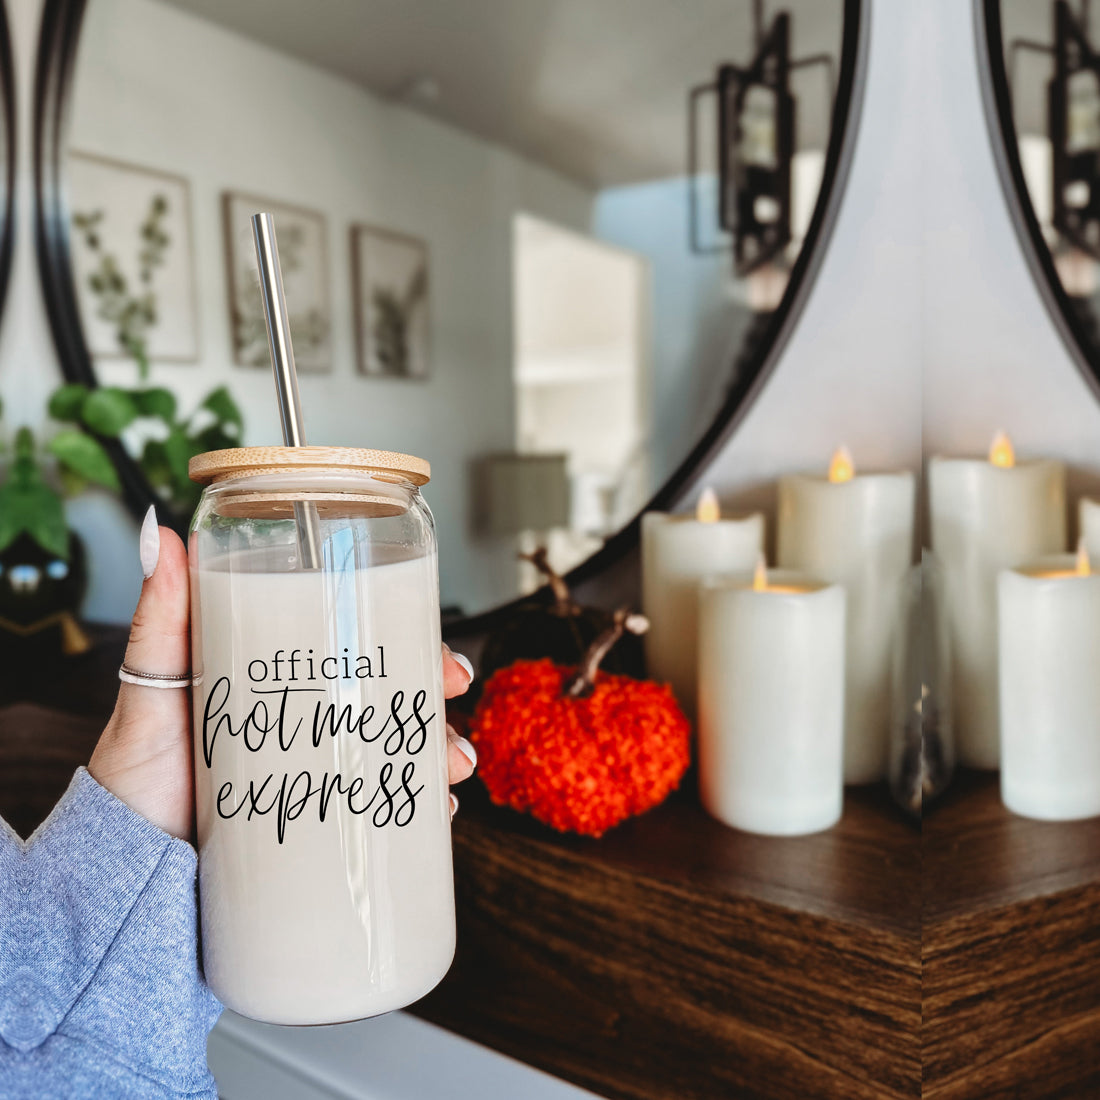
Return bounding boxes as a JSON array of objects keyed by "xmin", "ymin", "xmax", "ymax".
[
  {"xmin": 59, "ymin": 613, "xmax": 92, "ymax": 655},
  {"xmin": 0, "ymin": 610, "xmax": 92, "ymax": 653}
]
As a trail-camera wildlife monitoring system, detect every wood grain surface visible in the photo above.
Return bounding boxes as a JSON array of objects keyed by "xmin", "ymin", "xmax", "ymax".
[
  {"xmin": 0, "ymin": 702, "xmax": 105, "ymax": 838},
  {"xmin": 414, "ymin": 779, "xmax": 920, "ymax": 1100},
  {"xmin": 923, "ymin": 770, "xmax": 1100, "ymax": 1098},
  {"xmin": 0, "ymin": 623, "xmax": 125, "ymax": 837}
]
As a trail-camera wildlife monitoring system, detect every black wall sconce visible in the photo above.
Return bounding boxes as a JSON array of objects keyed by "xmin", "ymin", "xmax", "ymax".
[
  {"xmin": 1008, "ymin": 0, "xmax": 1100, "ymax": 257},
  {"xmin": 688, "ymin": 1, "xmax": 833, "ymax": 278},
  {"xmin": 1050, "ymin": 0, "xmax": 1100, "ymax": 255}
]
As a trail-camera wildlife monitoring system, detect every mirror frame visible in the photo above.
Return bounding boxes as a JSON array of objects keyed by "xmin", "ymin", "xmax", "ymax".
[
  {"xmin": 0, "ymin": 0, "xmax": 14, "ymax": 325},
  {"xmin": 34, "ymin": 0, "xmax": 164, "ymax": 527},
  {"xmin": 976, "ymin": 0, "xmax": 1100, "ymax": 406},
  {"xmin": 33, "ymin": 0, "xmax": 867, "ymax": 635}
]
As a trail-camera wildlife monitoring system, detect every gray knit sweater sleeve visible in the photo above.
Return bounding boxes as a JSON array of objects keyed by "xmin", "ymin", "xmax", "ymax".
[{"xmin": 0, "ymin": 768, "xmax": 222, "ymax": 1098}]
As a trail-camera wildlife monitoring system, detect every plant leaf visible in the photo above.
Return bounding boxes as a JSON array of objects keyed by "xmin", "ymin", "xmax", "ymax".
[
  {"xmin": 201, "ymin": 386, "xmax": 243, "ymax": 434},
  {"xmin": 13, "ymin": 426, "xmax": 35, "ymax": 465},
  {"xmin": 48, "ymin": 383, "xmax": 90, "ymax": 423},
  {"xmin": 140, "ymin": 438, "xmax": 172, "ymax": 490},
  {"xmin": 132, "ymin": 387, "xmax": 177, "ymax": 423},
  {"xmin": 164, "ymin": 427, "xmax": 202, "ymax": 491},
  {"xmin": 29, "ymin": 494, "xmax": 70, "ymax": 558},
  {"xmin": 0, "ymin": 482, "xmax": 69, "ymax": 558},
  {"xmin": 0, "ymin": 490, "xmax": 18, "ymax": 552},
  {"xmin": 81, "ymin": 387, "xmax": 139, "ymax": 436},
  {"xmin": 58, "ymin": 467, "xmax": 89, "ymax": 497},
  {"xmin": 195, "ymin": 425, "xmax": 239, "ymax": 454},
  {"xmin": 47, "ymin": 430, "xmax": 121, "ymax": 491}
]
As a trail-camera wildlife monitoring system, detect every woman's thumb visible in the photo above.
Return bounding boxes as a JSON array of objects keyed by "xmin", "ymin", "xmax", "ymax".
[
  {"xmin": 91, "ymin": 506, "xmax": 194, "ymax": 840},
  {"xmin": 121, "ymin": 506, "xmax": 191, "ymax": 684}
]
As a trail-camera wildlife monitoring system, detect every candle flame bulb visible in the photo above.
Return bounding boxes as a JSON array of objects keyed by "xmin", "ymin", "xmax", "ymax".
[
  {"xmin": 752, "ymin": 553, "xmax": 768, "ymax": 592},
  {"xmin": 989, "ymin": 430, "xmax": 1015, "ymax": 469},
  {"xmin": 828, "ymin": 446, "xmax": 855, "ymax": 484},
  {"xmin": 1077, "ymin": 539, "xmax": 1091, "ymax": 577},
  {"xmin": 696, "ymin": 487, "xmax": 721, "ymax": 524}
]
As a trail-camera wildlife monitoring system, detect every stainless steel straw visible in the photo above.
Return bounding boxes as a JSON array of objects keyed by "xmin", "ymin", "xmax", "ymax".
[{"xmin": 251, "ymin": 211, "xmax": 323, "ymax": 569}]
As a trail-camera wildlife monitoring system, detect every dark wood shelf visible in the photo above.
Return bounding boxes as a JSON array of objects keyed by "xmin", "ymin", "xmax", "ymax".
[
  {"xmin": 923, "ymin": 770, "xmax": 1100, "ymax": 1099},
  {"xmin": 1, "ymin": 625, "xmax": 922, "ymax": 1099},
  {"xmin": 12, "ymin": 629, "xmax": 1100, "ymax": 1097},
  {"xmin": 0, "ymin": 624, "xmax": 126, "ymax": 838},
  {"xmin": 413, "ymin": 775, "xmax": 920, "ymax": 1100}
]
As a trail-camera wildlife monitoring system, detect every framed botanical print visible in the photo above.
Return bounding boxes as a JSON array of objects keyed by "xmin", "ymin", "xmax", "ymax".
[
  {"xmin": 68, "ymin": 152, "xmax": 199, "ymax": 367},
  {"xmin": 222, "ymin": 191, "xmax": 331, "ymax": 372},
  {"xmin": 351, "ymin": 224, "xmax": 430, "ymax": 379}
]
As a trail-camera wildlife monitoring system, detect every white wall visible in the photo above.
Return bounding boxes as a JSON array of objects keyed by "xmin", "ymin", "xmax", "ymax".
[
  {"xmin": 594, "ymin": 177, "xmax": 753, "ymax": 495},
  {"xmin": 514, "ymin": 220, "xmax": 642, "ymax": 475}
]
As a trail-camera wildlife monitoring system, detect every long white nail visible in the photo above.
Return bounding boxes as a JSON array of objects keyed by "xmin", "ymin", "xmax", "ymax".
[
  {"xmin": 139, "ymin": 505, "xmax": 160, "ymax": 579},
  {"xmin": 453, "ymin": 736, "xmax": 477, "ymax": 769},
  {"xmin": 449, "ymin": 793, "xmax": 459, "ymax": 820},
  {"xmin": 452, "ymin": 652, "xmax": 474, "ymax": 682}
]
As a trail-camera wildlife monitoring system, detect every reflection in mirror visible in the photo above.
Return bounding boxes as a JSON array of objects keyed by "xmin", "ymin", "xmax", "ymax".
[
  {"xmin": 61, "ymin": 0, "xmax": 845, "ymax": 618},
  {"xmin": 997, "ymin": 1, "xmax": 1100, "ymax": 324}
]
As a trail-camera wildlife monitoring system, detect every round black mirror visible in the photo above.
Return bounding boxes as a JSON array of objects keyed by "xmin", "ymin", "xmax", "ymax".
[{"xmin": 35, "ymin": 0, "xmax": 865, "ymax": 631}]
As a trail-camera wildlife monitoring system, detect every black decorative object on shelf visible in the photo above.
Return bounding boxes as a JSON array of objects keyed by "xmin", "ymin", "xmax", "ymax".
[
  {"xmin": 0, "ymin": 532, "xmax": 90, "ymax": 664},
  {"xmin": 477, "ymin": 549, "xmax": 641, "ymax": 689}
]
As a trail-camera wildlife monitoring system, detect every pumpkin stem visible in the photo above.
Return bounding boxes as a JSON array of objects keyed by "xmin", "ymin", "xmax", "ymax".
[
  {"xmin": 519, "ymin": 547, "xmax": 577, "ymax": 616},
  {"xmin": 563, "ymin": 608, "xmax": 649, "ymax": 699}
]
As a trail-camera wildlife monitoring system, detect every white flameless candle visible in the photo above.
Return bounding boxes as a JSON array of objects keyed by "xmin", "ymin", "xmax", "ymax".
[
  {"xmin": 777, "ymin": 447, "xmax": 915, "ymax": 784},
  {"xmin": 928, "ymin": 433, "xmax": 1066, "ymax": 769},
  {"xmin": 998, "ymin": 543, "xmax": 1100, "ymax": 820},
  {"xmin": 641, "ymin": 489, "xmax": 764, "ymax": 716},
  {"xmin": 1079, "ymin": 497, "xmax": 1100, "ymax": 561},
  {"xmin": 697, "ymin": 558, "xmax": 846, "ymax": 836}
]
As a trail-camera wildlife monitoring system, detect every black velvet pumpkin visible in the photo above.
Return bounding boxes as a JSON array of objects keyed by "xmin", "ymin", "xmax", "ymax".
[
  {"xmin": 477, "ymin": 549, "xmax": 642, "ymax": 684},
  {"xmin": 0, "ymin": 532, "xmax": 90, "ymax": 662}
]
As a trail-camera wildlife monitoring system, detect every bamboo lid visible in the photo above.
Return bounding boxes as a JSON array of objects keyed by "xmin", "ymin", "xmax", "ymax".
[{"xmin": 189, "ymin": 445, "xmax": 431, "ymax": 486}]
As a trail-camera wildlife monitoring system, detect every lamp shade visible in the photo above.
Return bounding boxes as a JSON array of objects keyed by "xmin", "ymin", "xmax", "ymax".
[{"xmin": 475, "ymin": 452, "xmax": 571, "ymax": 535}]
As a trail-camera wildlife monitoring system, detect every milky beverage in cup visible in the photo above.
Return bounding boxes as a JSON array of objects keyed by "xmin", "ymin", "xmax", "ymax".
[{"xmin": 188, "ymin": 447, "xmax": 455, "ymax": 1025}]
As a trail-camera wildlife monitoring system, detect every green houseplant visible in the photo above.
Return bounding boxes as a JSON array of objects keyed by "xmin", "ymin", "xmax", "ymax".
[
  {"xmin": 0, "ymin": 379, "xmax": 243, "ymax": 661},
  {"xmin": 0, "ymin": 405, "xmax": 125, "ymax": 657},
  {"xmin": 47, "ymin": 382, "xmax": 242, "ymax": 515}
]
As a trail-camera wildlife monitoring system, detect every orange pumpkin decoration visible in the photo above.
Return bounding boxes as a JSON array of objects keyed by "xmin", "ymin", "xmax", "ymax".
[{"xmin": 470, "ymin": 610, "xmax": 691, "ymax": 837}]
